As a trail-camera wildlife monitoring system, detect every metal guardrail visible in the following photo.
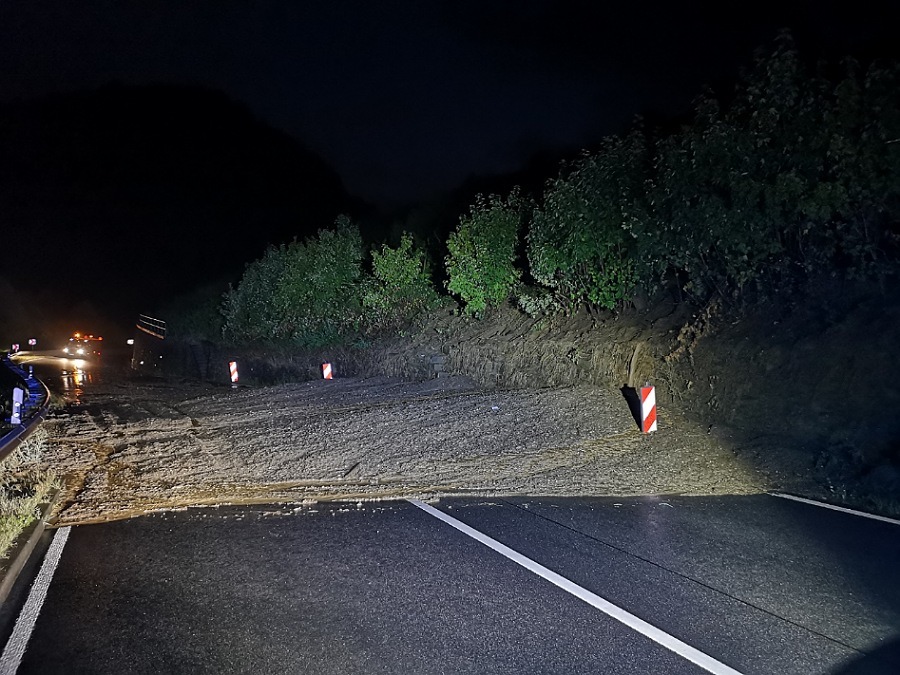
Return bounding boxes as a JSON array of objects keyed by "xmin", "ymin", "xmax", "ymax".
[
  {"xmin": 136, "ymin": 314, "xmax": 167, "ymax": 340},
  {"xmin": 0, "ymin": 355, "xmax": 51, "ymax": 464}
]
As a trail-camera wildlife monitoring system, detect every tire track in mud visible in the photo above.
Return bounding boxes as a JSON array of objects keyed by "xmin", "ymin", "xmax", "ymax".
[
  {"xmin": 52, "ymin": 439, "xmax": 120, "ymax": 524},
  {"xmin": 49, "ymin": 397, "xmax": 202, "ymax": 524}
]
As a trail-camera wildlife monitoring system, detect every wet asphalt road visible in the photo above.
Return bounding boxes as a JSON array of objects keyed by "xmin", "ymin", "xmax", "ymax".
[
  {"xmin": 10, "ymin": 349, "xmax": 112, "ymax": 403},
  {"xmin": 2, "ymin": 495, "xmax": 899, "ymax": 674}
]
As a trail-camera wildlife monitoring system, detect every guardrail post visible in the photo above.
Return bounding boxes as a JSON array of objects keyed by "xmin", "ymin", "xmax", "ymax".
[
  {"xmin": 0, "ymin": 358, "xmax": 51, "ymax": 462},
  {"xmin": 10, "ymin": 387, "xmax": 24, "ymax": 425}
]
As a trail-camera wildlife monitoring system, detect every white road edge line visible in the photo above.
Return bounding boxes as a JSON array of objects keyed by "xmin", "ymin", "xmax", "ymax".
[
  {"xmin": 770, "ymin": 493, "xmax": 900, "ymax": 526},
  {"xmin": 409, "ymin": 499, "xmax": 744, "ymax": 675},
  {"xmin": 0, "ymin": 526, "xmax": 71, "ymax": 675}
]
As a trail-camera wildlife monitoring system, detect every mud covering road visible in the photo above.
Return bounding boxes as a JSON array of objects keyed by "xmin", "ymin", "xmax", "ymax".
[{"xmin": 44, "ymin": 375, "xmax": 783, "ymax": 526}]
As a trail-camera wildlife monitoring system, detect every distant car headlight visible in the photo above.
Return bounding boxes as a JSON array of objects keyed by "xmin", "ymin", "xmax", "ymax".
[
  {"xmin": 76, "ymin": 348, "xmax": 85, "ymax": 355},
  {"xmin": 63, "ymin": 347, "xmax": 70, "ymax": 354}
]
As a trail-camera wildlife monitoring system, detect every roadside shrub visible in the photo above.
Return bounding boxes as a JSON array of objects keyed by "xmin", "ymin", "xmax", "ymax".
[
  {"xmin": 643, "ymin": 95, "xmax": 788, "ymax": 301},
  {"xmin": 514, "ymin": 284, "xmax": 561, "ymax": 317},
  {"xmin": 528, "ymin": 131, "xmax": 647, "ymax": 311},
  {"xmin": 362, "ymin": 233, "xmax": 441, "ymax": 332},
  {"xmin": 445, "ymin": 191, "xmax": 524, "ymax": 316},
  {"xmin": 222, "ymin": 216, "xmax": 365, "ymax": 347},
  {"xmin": 808, "ymin": 57, "xmax": 900, "ymax": 278},
  {"xmin": 641, "ymin": 34, "xmax": 900, "ymax": 302},
  {"xmin": 221, "ymin": 244, "xmax": 289, "ymax": 343}
]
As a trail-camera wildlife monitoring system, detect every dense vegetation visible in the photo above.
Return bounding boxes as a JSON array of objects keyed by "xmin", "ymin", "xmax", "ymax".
[{"xmin": 167, "ymin": 35, "xmax": 900, "ymax": 346}]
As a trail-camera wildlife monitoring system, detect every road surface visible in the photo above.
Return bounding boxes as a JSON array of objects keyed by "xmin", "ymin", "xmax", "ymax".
[{"xmin": 1, "ymin": 495, "xmax": 898, "ymax": 674}]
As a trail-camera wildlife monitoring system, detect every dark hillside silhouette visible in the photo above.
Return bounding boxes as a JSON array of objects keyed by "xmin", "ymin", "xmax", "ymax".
[{"xmin": 0, "ymin": 83, "xmax": 365, "ymax": 321}]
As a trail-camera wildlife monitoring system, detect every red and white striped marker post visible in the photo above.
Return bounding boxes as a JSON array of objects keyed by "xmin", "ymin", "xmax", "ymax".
[
  {"xmin": 321, "ymin": 362, "xmax": 333, "ymax": 380},
  {"xmin": 640, "ymin": 384, "xmax": 657, "ymax": 433},
  {"xmin": 229, "ymin": 361, "xmax": 239, "ymax": 386}
]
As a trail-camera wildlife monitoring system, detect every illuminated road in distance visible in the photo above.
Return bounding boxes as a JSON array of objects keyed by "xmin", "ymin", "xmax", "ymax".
[{"xmin": 11, "ymin": 350, "xmax": 107, "ymax": 404}]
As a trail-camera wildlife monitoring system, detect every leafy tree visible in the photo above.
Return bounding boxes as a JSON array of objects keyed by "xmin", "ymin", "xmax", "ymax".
[
  {"xmin": 724, "ymin": 33, "xmax": 830, "ymax": 283},
  {"xmin": 644, "ymin": 92, "xmax": 788, "ymax": 300},
  {"xmin": 445, "ymin": 191, "xmax": 524, "ymax": 316},
  {"xmin": 812, "ymin": 57, "xmax": 900, "ymax": 277}
]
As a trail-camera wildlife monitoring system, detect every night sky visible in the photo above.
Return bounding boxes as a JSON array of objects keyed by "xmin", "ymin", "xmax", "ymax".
[
  {"xmin": 4, "ymin": 0, "xmax": 895, "ymax": 205},
  {"xmin": 0, "ymin": 0, "xmax": 896, "ymax": 341}
]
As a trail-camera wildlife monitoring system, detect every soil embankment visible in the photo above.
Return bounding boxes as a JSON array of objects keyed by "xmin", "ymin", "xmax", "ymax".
[{"xmin": 362, "ymin": 280, "xmax": 900, "ymax": 515}]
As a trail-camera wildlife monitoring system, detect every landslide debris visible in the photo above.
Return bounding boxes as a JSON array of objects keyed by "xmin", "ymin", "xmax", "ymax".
[{"xmin": 46, "ymin": 375, "xmax": 769, "ymax": 525}]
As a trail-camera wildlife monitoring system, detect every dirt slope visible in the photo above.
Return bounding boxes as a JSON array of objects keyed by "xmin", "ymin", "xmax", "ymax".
[{"xmin": 358, "ymin": 279, "xmax": 900, "ymax": 516}]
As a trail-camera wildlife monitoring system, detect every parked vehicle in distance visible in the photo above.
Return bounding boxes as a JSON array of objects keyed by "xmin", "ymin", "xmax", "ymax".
[{"xmin": 63, "ymin": 333, "xmax": 103, "ymax": 358}]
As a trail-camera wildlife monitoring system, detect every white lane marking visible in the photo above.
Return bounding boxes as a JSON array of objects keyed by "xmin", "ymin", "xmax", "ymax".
[
  {"xmin": 0, "ymin": 526, "xmax": 71, "ymax": 675},
  {"xmin": 771, "ymin": 493, "xmax": 900, "ymax": 526},
  {"xmin": 409, "ymin": 499, "xmax": 743, "ymax": 675}
]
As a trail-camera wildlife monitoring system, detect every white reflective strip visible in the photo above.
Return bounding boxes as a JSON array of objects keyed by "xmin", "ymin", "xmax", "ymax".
[
  {"xmin": 409, "ymin": 500, "xmax": 743, "ymax": 675},
  {"xmin": 0, "ymin": 526, "xmax": 71, "ymax": 675},
  {"xmin": 642, "ymin": 388, "xmax": 656, "ymax": 419},
  {"xmin": 771, "ymin": 493, "xmax": 900, "ymax": 525}
]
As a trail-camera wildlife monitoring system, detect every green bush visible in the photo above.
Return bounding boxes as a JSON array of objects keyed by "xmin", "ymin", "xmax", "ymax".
[
  {"xmin": 642, "ymin": 95, "xmax": 788, "ymax": 300},
  {"xmin": 640, "ymin": 34, "xmax": 900, "ymax": 301},
  {"xmin": 362, "ymin": 233, "xmax": 441, "ymax": 331},
  {"xmin": 514, "ymin": 284, "xmax": 561, "ymax": 317},
  {"xmin": 810, "ymin": 57, "xmax": 900, "ymax": 278},
  {"xmin": 205, "ymin": 34, "xmax": 900, "ymax": 334},
  {"xmin": 221, "ymin": 244, "xmax": 290, "ymax": 343},
  {"xmin": 222, "ymin": 216, "xmax": 365, "ymax": 347},
  {"xmin": 445, "ymin": 191, "xmax": 524, "ymax": 316},
  {"xmin": 528, "ymin": 131, "xmax": 647, "ymax": 310}
]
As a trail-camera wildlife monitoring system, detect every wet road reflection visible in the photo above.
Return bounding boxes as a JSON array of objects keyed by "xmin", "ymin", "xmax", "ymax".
[
  {"xmin": 60, "ymin": 361, "xmax": 95, "ymax": 400},
  {"xmin": 11, "ymin": 351, "xmax": 101, "ymax": 403}
]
